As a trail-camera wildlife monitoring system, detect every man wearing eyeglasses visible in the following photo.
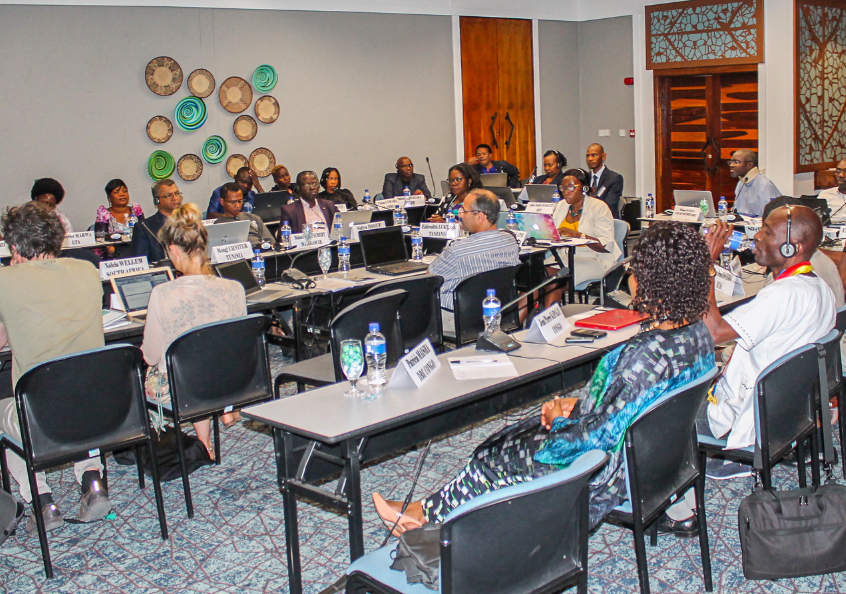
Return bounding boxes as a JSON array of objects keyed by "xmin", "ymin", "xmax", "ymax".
[
  {"xmin": 214, "ymin": 183, "xmax": 276, "ymax": 249},
  {"xmin": 818, "ymin": 159, "xmax": 846, "ymax": 223},
  {"xmin": 206, "ymin": 167, "xmax": 262, "ymax": 220},
  {"xmin": 429, "ymin": 189, "xmax": 520, "ymax": 329},
  {"xmin": 729, "ymin": 149, "xmax": 781, "ymax": 217},
  {"xmin": 280, "ymin": 170, "xmax": 338, "ymax": 233},
  {"xmin": 131, "ymin": 178, "xmax": 183, "ymax": 262},
  {"xmin": 381, "ymin": 156, "xmax": 432, "ymax": 199}
]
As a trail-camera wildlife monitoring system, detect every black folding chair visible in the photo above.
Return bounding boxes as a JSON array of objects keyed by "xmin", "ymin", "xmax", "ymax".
[
  {"xmin": 365, "ymin": 275, "xmax": 444, "ymax": 353},
  {"xmin": 0, "ymin": 345, "xmax": 167, "ymax": 578},
  {"xmin": 346, "ymin": 450, "xmax": 608, "ymax": 594},
  {"xmin": 449, "ymin": 264, "xmax": 521, "ymax": 347},
  {"xmin": 154, "ymin": 314, "xmax": 273, "ymax": 518},
  {"xmin": 606, "ymin": 367, "xmax": 718, "ymax": 594}
]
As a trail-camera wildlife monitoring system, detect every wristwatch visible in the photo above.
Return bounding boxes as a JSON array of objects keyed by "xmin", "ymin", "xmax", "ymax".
[{"xmin": 580, "ymin": 233, "xmax": 586, "ymax": 240}]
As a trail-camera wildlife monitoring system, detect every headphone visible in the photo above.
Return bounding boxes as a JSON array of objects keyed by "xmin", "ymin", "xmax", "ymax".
[
  {"xmin": 566, "ymin": 168, "xmax": 590, "ymax": 194},
  {"xmin": 543, "ymin": 150, "xmax": 567, "ymax": 170},
  {"xmin": 153, "ymin": 194, "xmax": 160, "ymax": 206},
  {"xmin": 780, "ymin": 205, "xmax": 796, "ymax": 258}
]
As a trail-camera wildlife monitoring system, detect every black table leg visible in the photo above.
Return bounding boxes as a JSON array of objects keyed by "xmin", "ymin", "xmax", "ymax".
[
  {"xmin": 568, "ymin": 246, "xmax": 576, "ymax": 304},
  {"xmin": 344, "ymin": 438, "xmax": 365, "ymax": 561},
  {"xmin": 279, "ymin": 430, "xmax": 303, "ymax": 594}
]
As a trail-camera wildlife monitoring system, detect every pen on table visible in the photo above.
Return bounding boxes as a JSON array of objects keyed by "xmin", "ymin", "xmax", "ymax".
[{"xmin": 449, "ymin": 359, "xmax": 498, "ymax": 365}]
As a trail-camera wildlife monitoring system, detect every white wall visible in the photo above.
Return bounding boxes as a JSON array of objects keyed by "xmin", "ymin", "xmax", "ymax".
[{"xmin": 0, "ymin": 6, "xmax": 457, "ymax": 229}]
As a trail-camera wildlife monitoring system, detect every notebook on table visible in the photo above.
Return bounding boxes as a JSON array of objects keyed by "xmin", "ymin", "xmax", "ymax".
[
  {"xmin": 574, "ymin": 309, "xmax": 649, "ymax": 331},
  {"xmin": 110, "ymin": 267, "xmax": 175, "ymax": 321},
  {"xmin": 214, "ymin": 259, "xmax": 294, "ymax": 303},
  {"xmin": 359, "ymin": 226, "xmax": 429, "ymax": 276}
]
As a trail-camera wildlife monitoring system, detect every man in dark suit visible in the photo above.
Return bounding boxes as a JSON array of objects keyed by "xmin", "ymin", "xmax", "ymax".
[
  {"xmin": 280, "ymin": 171, "xmax": 338, "ymax": 233},
  {"xmin": 381, "ymin": 156, "xmax": 432, "ymax": 199},
  {"xmin": 467, "ymin": 144, "xmax": 521, "ymax": 188},
  {"xmin": 585, "ymin": 143, "xmax": 624, "ymax": 219},
  {"xmin": 131, "ymin": 179, "xmax": 182, "ymax": 262}
]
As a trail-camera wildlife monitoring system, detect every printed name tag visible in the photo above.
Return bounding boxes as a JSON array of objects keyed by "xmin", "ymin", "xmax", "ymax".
[
  {"xmin": 350, "ymin": 221, "xmax": 386, "ymax": 242},
  {"xmin": 62, "ymin": 231, "xmax": 96, "ymax": 248},
  {"xmin": 99, "ymin": 256, "xmax": 149, "ymax": 280},
  {"xmin": 0, "ymin": 241, "xmax": 10, "ymax": 258},
  {"xmin": 388, "ymin": 339, "xmax": 441, "ymax": 389},
  {"xmin": 714, "ymin": 265, "xmax": 744, "ymax": 297},
  {"xmin": 671, "ymin": 205, "xmax": 703, "ymax": 223},
  {"xmin": 524, "ymin": 202, "xmax": 556, "ymax": 214},
  {"xmin": 290, "ymin": 230, "xmax": 330, "ymax": 250},
  {"xmin": 388, "ymin": 196, "xmax": 426, "ymax": 207},
  {"xmin": 211, "ymin": 242, "xmax": 253, "ymax": 264},
  {"xmin": 524, "ymin": 303, "xmax": 571, "ymax": 344},
  {"xmin": 420, "ymin": 222, "xmax": 459, "ymax": 239}
]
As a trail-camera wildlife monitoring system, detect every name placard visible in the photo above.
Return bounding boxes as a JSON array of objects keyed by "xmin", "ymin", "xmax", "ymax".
[
  {"xmin": 377, "ymin": 198, "xmax": 402, "ymax": 209},
  {"xmin": 838, "ymin": 226, "xmax": 846, "ymax": 240},
  {"xmin": 420, "ymin": 222, "xmax": 459, "ymax": 239},
  {"xmin": 524, "ymin": 303, "xmax": 571, "ymax": 344},
  {"xmin": 350, "ymin": 221, "xmax": 386, "ymax": 242},
  {"xmin": 290, "ymin": 230, "xmax": 330, "ymax": 250},
  {"xmin": 211, "ymin": 242, "xmax": 253, "ymax": 264},
  {"xmin": 62, "ymin": 231, "xmax": 96, "ymax": 248},
  {"xmin": 335, "ymin": 204, "xmax": 348, "ymax": 212},
  {"xmin": 0, "ymin": 241, "xmax": 10, "ymax": 258},
  {"xmin": 388, "ymin": 339, "xmax": 441, "ymax": 389},
  {"xmin": 671, "ymin": 205, "xmax": 703, "ymax": 223},
  {"xmin": 99, "ymin": 256, "xmax": 149, "ymax": 280},
  {"xmin": 202, "ymin": 219, "xmax": 217, "ymax": 227},
  {"xmin": 524, "ymin": 202, "xmax": 556, "ymax": 214},
  {"xmin": 714, "ymin": 265, "xmax": 744, "ymax": 297},
  {"xmin": 387, "ymin": 196, "xmax": 427, "ymax": 207},
  {"xmin": 513, "ymin": 230, "xmax": 528, "ymax": 246}
]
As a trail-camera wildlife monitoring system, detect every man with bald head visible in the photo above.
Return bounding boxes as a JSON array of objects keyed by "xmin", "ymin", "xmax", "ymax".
[
  {"xmin": 585, "ymin": 143, "xmax": 624, "ymax": 218},
  {"xmin": 381, "ymin": 156, "xmax": 432, "ymax": 199},
  {"xmin": 702, "ymin": 207, "xmax": 835, "ymax": 458},
  {"xmin": 729, "ymin": 149, "xmax": 781, "ymax": 217}
]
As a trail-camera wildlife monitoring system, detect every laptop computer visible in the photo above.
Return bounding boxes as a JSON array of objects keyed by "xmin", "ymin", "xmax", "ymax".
[
  {"xmin": 522, "ymin": 184, "xmax": 559, "ymax": 203},
  {"xmin": 513, "ymin": 212, "xmax": 563, "ymax": 242},
  {"xmin": 251, "ymin": 191, "xmax": 290, "ymax": 222},
  {"xmin": 440, "ymin": 180, "xmax": 450, "ymax": 197},
  {"xmin": 480, "ymin": 172, "xmax": 508, "ymax": 187},
  {"xmin": 798, "ymin": 196, "xmax": 832, "ymax": 224},
  {"xmin": 332, "ymin": 210, "xmax": 373, "ymax": 240},
  {"xmin": 110, "ymin": 267, "xmax": 174, "ymax": 321},
  {"xmin": 359, "ymin": 226, "xmax": 429, "ymax": 276},
  {"xmin": 206, "ymin": 220, "xmax": 251, "ymax": 256},
  {"xmin": 214, "ymin": 259, "xmax": 295, "ymax": 303},
  {"xmin": 486, "ymin": 186, "xmax": 518, "ymax": 209},
  {"xmin": 673, "ymin": 190, "xmax": 715, "ymax": 218}
]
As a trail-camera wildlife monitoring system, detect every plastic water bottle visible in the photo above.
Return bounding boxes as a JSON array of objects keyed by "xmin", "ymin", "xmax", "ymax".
[
  {"xmin": 445, "ymin": 210, "xmax": 456, "ymax": 224},
  {"xmin": 718, "ymin": 196, "xmax": 729, "ymax": 222},
  {"xmin": 338, "ymin": 236, "xmax": 351, "ymax": 275},
  {"xmin": 279, "ymin": 220, "xmax": 292, "ymax": 249},
  {"xmin": 403, "ymin": 186, "xmax": 411, "ymax": 198},
  {"xmin": 719, "ymin": 249, "xmax": 733, "ymax": 269},
  {"xmin": 552, "ymin": 190, "xmax": 561, "ymax": 204},
  {"xmin": 506, "ymin": 210, "xmax": 517, "ymax": 231},
  {"xmin": 399, "ymin": 202, "xmax": 408, "ymax": 227},
  {"xmin": 252, "ymin": 249, "xmax": 265, "ymax": 288},
  {"xmin": 393, "ymin": 205, "xmax": 402, "ymax": 226},
  {"xmin": 361, "ymin": 189, "xmax": 372, "ymax": 210},
  {"xmin": 411, "ymin": 227, "xmax": 423, "ymax": 261},
  {"xmin": 365, "ymin": 323, "xmax": 387, "ymax": 396},
  {"xmin": 333, "ymin": 212, "xmax": 343, "ymax": 238},
  {"xmin": 527, "ymin": 167, "xmax": 537, "ymax": 184},
  {"xmin": 645, "ymin": 193, "xmax": 655, "ymax": 218},
  {"xmin": 482, "ymin": 289, "xmax": 501, "ymax": 336},
  {"xmin": 724, "ymin": 230, "xmax": 753, "ymax": 252},
  {"xmin": 127, "ymin": 214, "xmax": 137, "ymax": 239}
]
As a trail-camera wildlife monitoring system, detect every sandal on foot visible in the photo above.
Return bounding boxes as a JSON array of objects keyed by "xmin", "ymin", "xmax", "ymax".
[{"xmin": 372, "ymin": 493, "xmax": 422, "ymax": 537}]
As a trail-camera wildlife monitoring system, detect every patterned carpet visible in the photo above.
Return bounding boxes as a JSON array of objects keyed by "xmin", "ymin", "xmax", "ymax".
[{"xmin": 1, "ymin": 347, "xmax": 845, "ymax": 593}]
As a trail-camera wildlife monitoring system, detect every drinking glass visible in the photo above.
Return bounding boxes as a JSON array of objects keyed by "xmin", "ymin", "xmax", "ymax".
[
  {"xmin": 340, "ymin": 339, "xmax": 365, "ymax": 398},
  {"xmin": 318, "ymin": 246, "xmax": 332, "ymax": 279}
]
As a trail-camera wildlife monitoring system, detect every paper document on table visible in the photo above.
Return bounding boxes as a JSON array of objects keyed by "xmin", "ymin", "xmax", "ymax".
[
  {"xmin": 312, "ymin": 277, "xmax": 360, "ymax": 291},
  {"xmin": 102, "ymin": 309, "xmax": 130, "ymax": 330},
  {"xmin": 543, "ymin": 238, "xmax": 592, "ymax": 247},
  {"xmin": 447, "ymin": 354, "xmax": 518, "ymax": 381}
]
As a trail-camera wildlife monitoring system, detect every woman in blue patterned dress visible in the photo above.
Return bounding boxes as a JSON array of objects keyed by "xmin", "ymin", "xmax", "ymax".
[{"xmin": 373, "ymin": 222, "xmax": 717, "ymax": 533}]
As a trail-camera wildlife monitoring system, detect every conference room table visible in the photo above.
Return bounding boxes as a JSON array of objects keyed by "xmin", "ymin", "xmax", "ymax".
[{"xmin": 243, "ymin": 320, "xmax": 642, "ymax": 594}]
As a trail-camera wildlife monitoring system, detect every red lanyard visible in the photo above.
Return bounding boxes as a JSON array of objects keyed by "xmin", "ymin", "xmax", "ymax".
[{"xmin": 776, "ymin": 261, "xmax": 813, "ymax": 281}]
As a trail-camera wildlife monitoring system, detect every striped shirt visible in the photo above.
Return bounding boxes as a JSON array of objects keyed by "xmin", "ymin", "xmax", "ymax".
[{"xmin": 428, "ymin": 230, "xmax": 520, "ymax": 310}]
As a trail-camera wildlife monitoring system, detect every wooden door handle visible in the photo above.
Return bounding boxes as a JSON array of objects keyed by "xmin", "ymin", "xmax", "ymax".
[
  {"xmin": 489, "ymin": 112, "xmax": 499, "ymax": 149},
  {"xmin": 504, "ymin": 112, "xmax": 515, "ymax": 149}
]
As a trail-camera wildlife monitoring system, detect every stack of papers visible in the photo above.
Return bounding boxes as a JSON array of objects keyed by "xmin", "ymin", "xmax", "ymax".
[
  {"xmin": 447, "ymin": 354, "xmax": 518, "ymax": 381},
  {"xmin": 102, "ymin": 309, "xmax": 129, "ymax": 330}
]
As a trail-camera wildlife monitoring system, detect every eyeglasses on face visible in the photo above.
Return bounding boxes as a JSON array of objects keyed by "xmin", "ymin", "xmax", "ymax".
[
  {"xmin": 301, "ymin": 181, "xmax": 320, "ymax": 188},
  {"xmin": 559, "ymin": 184, "xmax": 579, "ymax": 192},
  {"xmin": 448, "ymin": 177, "xmax": 465, "ymax": 184},
  {"xmin": 456, "ymin": 205, "xmax": 479, "ymax": 214}
]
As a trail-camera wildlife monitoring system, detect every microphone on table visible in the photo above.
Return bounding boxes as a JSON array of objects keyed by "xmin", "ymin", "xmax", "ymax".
[
  {"xmin": 426, "ymin": 157, "xmax": 438, "ymax": 197},
  {"xmin": 476, "ymin": 268, "xmax": 571, "ymax": 354},
  {"xmin": 281, "ymin": 239, "xmax": 338, "ymax": 289}
]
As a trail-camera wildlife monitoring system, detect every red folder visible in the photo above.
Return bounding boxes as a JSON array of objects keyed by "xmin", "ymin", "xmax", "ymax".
[{"xmin": 574, "ymin": 309, "xmax": 649, "ymax": 331}]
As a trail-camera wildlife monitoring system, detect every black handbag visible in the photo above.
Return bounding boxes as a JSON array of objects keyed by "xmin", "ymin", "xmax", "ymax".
[{"xmin": 738, "ymin": 482, "xmax": 846, "ymax": 579}]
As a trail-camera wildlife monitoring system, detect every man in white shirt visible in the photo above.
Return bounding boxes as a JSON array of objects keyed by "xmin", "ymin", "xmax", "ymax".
[
  {"xmin": 729, "ymin": 149, "xmax": 781, "ymax": 217},
  {"xmin": 703, "ymin": 207, "xmax": 835, "ymax": 469},
  {"xmin": 818, "ymin": 159, "xmax": 846, "ymax": 223}
]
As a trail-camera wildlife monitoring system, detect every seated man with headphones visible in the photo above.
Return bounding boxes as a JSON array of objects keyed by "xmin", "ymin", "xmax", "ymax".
[
  {"xmin": 131, "ymin": 179, "xmax": 183, "ymax": 263},
  {"xmin": 701, "ymin": 205, "xmax": 835, "ymax": 473}
]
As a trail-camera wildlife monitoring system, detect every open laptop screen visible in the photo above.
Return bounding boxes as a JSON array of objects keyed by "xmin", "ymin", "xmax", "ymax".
[
  {"xmin": 215, "ymin": 259, "xmax": 259, "ymax": 294},
  {"xmin": 110, "ymin": 267, "xmax": 174, "ymax": 315},
  {"xmin": 359, "ymin": 226, "xmax": 408, "ymax": 267}
]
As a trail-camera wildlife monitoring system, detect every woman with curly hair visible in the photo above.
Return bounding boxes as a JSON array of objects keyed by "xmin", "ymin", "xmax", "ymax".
[
  {"xmin": 373, "ymin": 222, "xmax": 716, "ymax": 534},
  {"xmin": 428, "ymin": 163, "xmax": 482, "ymax": 222}
]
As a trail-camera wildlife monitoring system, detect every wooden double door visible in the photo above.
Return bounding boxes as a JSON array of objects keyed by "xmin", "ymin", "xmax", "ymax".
[
  {"xmin": 460, "ymin": 17, "xmax": 536, "ymax": 179},
  {"xmin": 655, "ymin": 67, "xmax": 758, "ymax": 211}
]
